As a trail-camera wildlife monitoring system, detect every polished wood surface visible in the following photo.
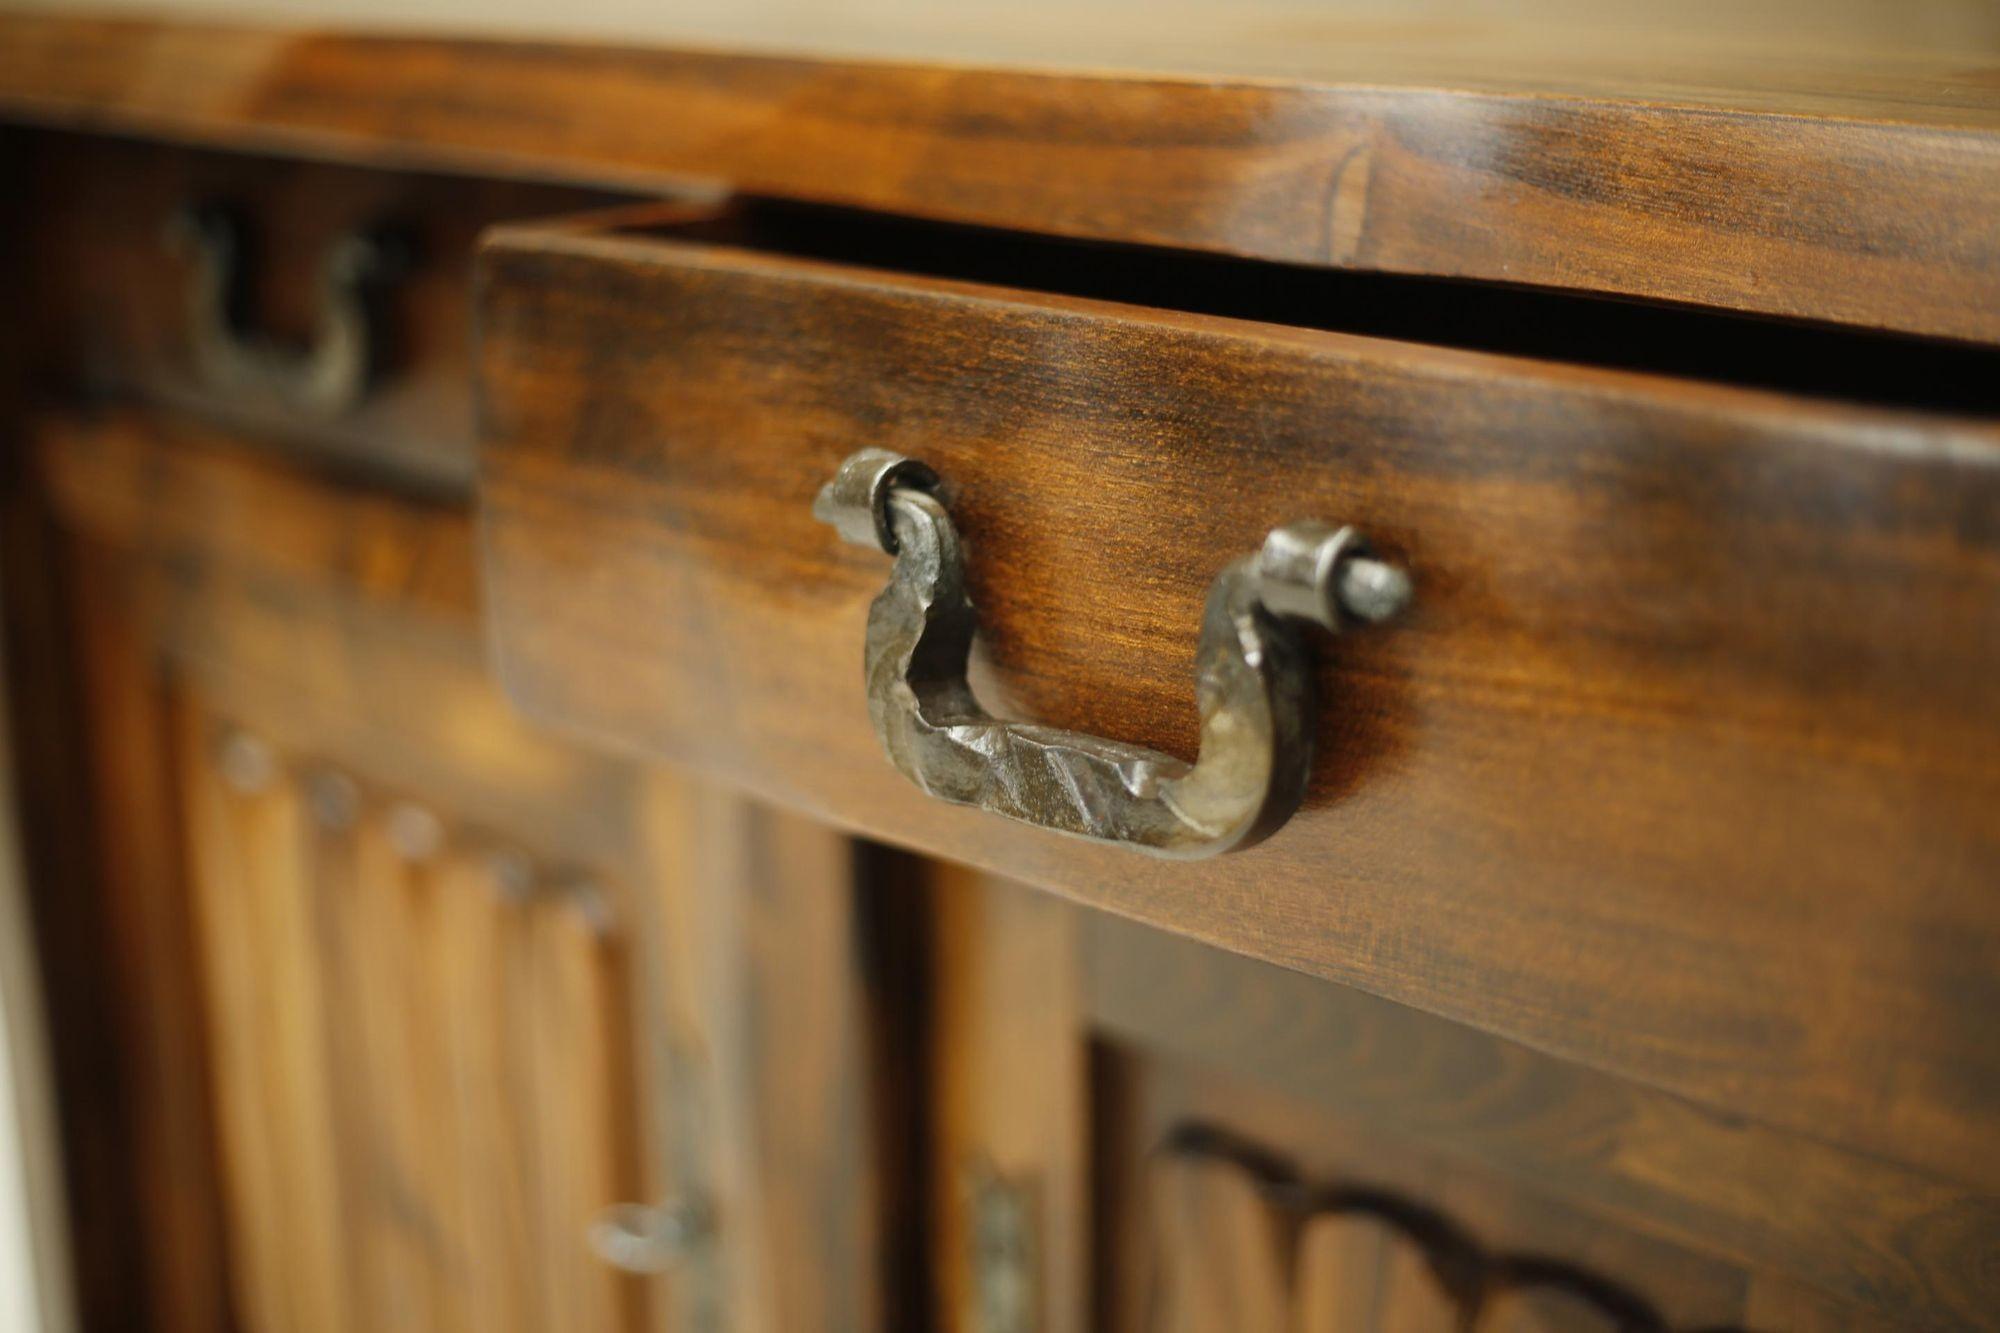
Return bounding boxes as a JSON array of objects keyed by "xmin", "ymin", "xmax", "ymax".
[
  {"xmin": 174, "ymin": 702, "xmax": 649, "ymax": 1333},
  {"xmin": 477, "ymin": 218, "xmax": 2000, "ymax": 1196},
  {"xmin": 3, "ymin": 506, "xmax": 235, "ymax": 1332},
  {"xmin": 926, "ymin": 865, "xmax": 1088, "ymax": 1333},
  {"xmin": 1062, "ymin": 867, "xmax": 1852, "ymax": 1329},
  {"xmin": 10, "ymin": 130, "xmax": 625, "ymax": 491},
  {"xmin": 1115, "ymin": 1059, "xmax": 1779, "ymax": 1331},
  {"xmin": 28, "ymin": 411, "xmax": 661, "ymax": 1332},
  {"xmin": 903, "ymin": 866, "xmax": 1864, "ymax": 1329},
  {"xmin": 1150, "ymin": 1154, "xmax": 1294, "ymax": 1333},
  {"xmin": 1294, "ymin": 1211, "xmax": 1459, "ymax": 1333},
  {"xmin": 17, "ymin": 402, "xmax": 1989, "ymax": 1327},
  {"xmin": 1085, "ymin": 910, "xmax": 1998, "ymax": 1327},
  {"xmin": 66, "ymin": 542, "xmax": 233, "ymax": 1332},
  {"xmin": 11, "ymin": 0, "xmax": 1999, "ymax": 102},
  {"xmin": 7, "ymin": 6, "xmax": 2000, "ymax": 1319},
  {"xmin": 4, "ymin": 11, "xmax": 2000, "ymax": 339},
  {"xmin": 635, "ymin": 778, "xmax": 923, "ymax": 1332},
  {"xmin": 18, "ymin": 410, "xmax": 920, "ymax": 1333}
]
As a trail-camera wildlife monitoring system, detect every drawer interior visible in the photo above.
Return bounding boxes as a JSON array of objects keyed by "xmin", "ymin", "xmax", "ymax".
[{"xmin": 634, "ymin": 198, "xmax": 2000, "ymax": 415}]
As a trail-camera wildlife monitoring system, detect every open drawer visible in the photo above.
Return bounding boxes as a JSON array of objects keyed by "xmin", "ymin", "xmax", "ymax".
[{"xmin": 474, "ymin": 203, "xmax": 2000, "ymax": 1192}]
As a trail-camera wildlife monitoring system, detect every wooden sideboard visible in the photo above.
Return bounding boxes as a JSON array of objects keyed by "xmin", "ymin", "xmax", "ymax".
[{"xmin": 2, "ymin": 7, "xmax": 1997, "ymax": 1331}]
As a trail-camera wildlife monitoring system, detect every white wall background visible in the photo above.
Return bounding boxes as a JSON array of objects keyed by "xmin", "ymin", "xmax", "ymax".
[{"xmin": 0, "ymin": 605, "xmax": 73, "ymax": 1333}]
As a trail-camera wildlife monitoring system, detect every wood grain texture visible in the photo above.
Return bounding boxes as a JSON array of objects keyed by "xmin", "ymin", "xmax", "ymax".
[
  {"xmin": 522, "ymin": 876, "xmax": 644, "ymax": 1333},
  {"xmin": 928, "ymin": 864, "xmax": 1089, "ymax": 1333},
  {"xmin": 1140, "ymin": 1130, "xmax": 1714, "ymax": 1331},
  {"xmin": 1475, "ymin": 1284, "xmax": 1620, "ymax": 1333},
  {"xmin": 38, "ymin": 406, "xmax": 477, "ymax": 619},
  {"xmin": 176, "ymin": 703, "xmax": 654, "ymax": 1333},
  {"xmin": 0, "ymin": 466, "xmax": 175, "ymax": 1332},
  {"xmin": 178, "ymin": 707, "xmax": 301, "ymax": 1333},
  {"xmin": 631, "ymin": 770, "xmax": 913, "ymax": 1333},
  {"xmin": 25, "ymin": 410, "xmax": 925, "ymax": 1330},
  {"xmin": 12, "ymin": 0, "xmax": 2000, "ymax": 101},
  {"xmin": 478, "ymin": 225, "xmax": 2000, "ymax": 1196},
  {"xmin": 1110, "ymin": 1060, "xmax": 1760, "ymax": 1331},
  {"xmin": 431, "ymin": 854, "xmax": 538, "ymax": 1333},
  {"xmin": 932, "ymin": 874, "xmax": 1849, "ymax": 1331},
  {"xmin": 10, "ymin": 129, "xmax": 629, "ymax": 492},
  {"xmin": 33, "ymin": 414, "xmax": 648, "ymax": 859},
  {"xmin": 64, "ymin": 541, "xmax": 233, "ymax": 1332},
  {"xmin": 335, "ymin": 804, "xmax": 427, "ymax": 1331},
  {"xmin": 1085, "ymin": 911, "xmax": 2000, "ymax": 1327},
  {"xmin": 1294, "ymin": 1212, "xmax": 1459, "ymax": 1333},
  {"xmin": 1151, "ymin": 1154, "xmax": 1292, "ymax": 1333},
  {"xmin": 4, "ymin": 12, "xmax": 2000, "ymax": 339},
  {"xmin": 30, "ymin": 410, "xmax": 659, "ymax": 1331},
  {"xmin": 1744, "ymin": 1276, "xmax": 1891, "ymax": 1333}
]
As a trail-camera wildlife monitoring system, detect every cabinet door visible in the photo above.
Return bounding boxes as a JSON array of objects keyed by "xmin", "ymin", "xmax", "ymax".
[
  {"xmin": 920, "ymin": 868, "xmax": 1974, "ymax": 1332},
  {"xmin": 177, "ymin": 702, "xmax": 647, "ymax": 1333},
  {"xmin": 1086, "ymin": 909, "xmax": 1976, "ymax": 1332},
  {"xmin": 28, "ymin": 412, "xmax": 916, "ymax": 1333},
  {"xmin": 167, "ymin": 705, "xmax": 914, "ymax": 1333}
]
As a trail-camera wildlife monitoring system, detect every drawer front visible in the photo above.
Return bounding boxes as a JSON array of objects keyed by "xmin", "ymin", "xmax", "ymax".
[
  {"xmin": 475, "ymin": 219, "xmax": 2000, "ymax": 1187},
  {"xmin": 14, "ymin": 131, "xmax": 626, "ymax": 489}
]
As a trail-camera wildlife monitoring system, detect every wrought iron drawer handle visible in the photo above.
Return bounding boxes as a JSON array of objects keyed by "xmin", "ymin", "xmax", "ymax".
[
  {"xmin": 164, "ymin": 204, "xmax": 404, "ymax": 419},
  {"xmin": 814, "ymin": 449, "xmax": 1410, "ymax": 858}
]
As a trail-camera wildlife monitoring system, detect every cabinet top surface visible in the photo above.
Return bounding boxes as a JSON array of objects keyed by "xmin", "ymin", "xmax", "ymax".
[
  {"xmin": 11, "ymin": 0, "xmax": 2000, "ymax": 118},
  {"xmin": 5, "ymin": 3, "xmax": 2000, "ymax": 342},
  {"xmin": 7, "ymin": 0, "xmax": 2000, "ymax": 123}
]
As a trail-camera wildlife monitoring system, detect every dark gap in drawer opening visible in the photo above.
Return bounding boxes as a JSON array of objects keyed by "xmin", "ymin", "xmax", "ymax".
[{"xmin": 641, "ymin": 199, "xmax": 2000, "ymax": 417}]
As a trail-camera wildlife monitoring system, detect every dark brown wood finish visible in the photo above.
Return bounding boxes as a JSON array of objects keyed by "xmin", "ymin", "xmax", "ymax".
[
  {"xmin": 3, "ymin": 12, "xmax": 2000, "ymax": 340},
  {"xmin": 1085, "ymin": 909, "xmax": 1997, "ymax": 1328},
  {"xmin": 25, "ymin": 410, "xmax": 920, "ymax": 1333},
  {"xmin": 1110, "ymin": 1055, "xmax": 1783, "ymax": 1333},
  {"xmin": 171, "ymin": 692, "xmax": 653, "ymax": 1333},
  {"xmin": 477, "ymin": 221, "xmax": 2000, "ymax": 1197},
  {"xmin": 33, "ymin": 411, "xmax": 664, "ymax": 1332},
  {"xmin": 927, "ymin": 864, "xmax": 1090, "ymax": 1333},
  {"xmin": 902, "ymin": 866, "xmax": 1979, "ymax": 1329},
  {"xmin": 65, "ymin": 541, "xmax": 234, "ymax": 1332},
  {"xmin": 1, "ymin": 450, "xmax": 232, "ymax": 1332},
  {"xmin": 10, "ymin": 130, "xmax": 631, "ymax": 491},
  {"xmin": 632, "ymin": 773, "xmax": 925, "ymax": 1333},
  {"xmin": 8, "ymin": 11, "xmax": 2000, "ymax": 1327}
]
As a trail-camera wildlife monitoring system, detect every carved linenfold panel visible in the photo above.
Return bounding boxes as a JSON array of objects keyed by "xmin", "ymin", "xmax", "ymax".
[
  {"xmin": 179, "ymin": 712, "xmax": 650, "ymax": 1333},
  {"xmin": 1295, "ymin": 1211, "xmax": 1461, "ymax": 1333},
  {"xmin": 1149, "ymin": 1127, "xmax": 1666, "ymax": 1333},
  {"xmin": 1151, "ymin": 1152, "xmax": 1292, "ymax": 1332},
  {"xmin": 27, "ymin": 418, "xmax": 913, "ymax": 1333}
]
